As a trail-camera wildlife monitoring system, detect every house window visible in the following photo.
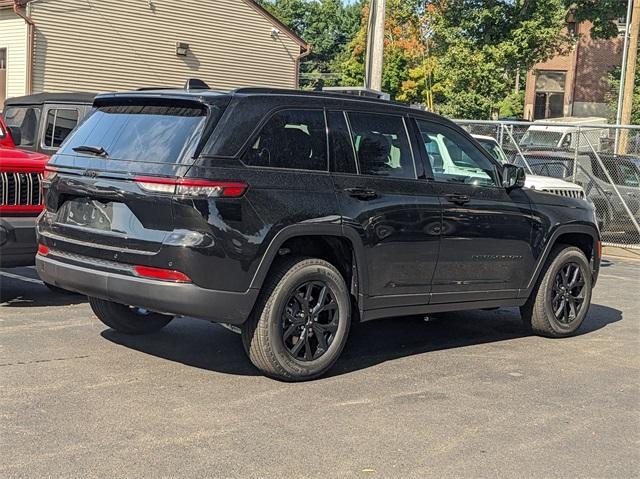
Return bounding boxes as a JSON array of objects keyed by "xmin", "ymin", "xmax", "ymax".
[{"xmin": 534, "ymin": 71, "xmax": 566, "ymax": 120}]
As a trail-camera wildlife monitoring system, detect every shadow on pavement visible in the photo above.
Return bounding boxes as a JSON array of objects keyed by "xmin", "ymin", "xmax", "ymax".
[
  {"xmin": 0, "ymin": 279, "xmax": 87, "ymax": 308},
  {"xmin": 101, "ymin": 303, "xmax": 622, "ymax": 379}
]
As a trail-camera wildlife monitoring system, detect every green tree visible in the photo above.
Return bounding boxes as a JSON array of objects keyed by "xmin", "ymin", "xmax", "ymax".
[
  {"xmin": 606, "ymin": 54, "xmax": 640, "ymax": 125},
  {"xmin": 424, "ymin": 0, "xmax": 571, "ymax": 118},
  {"xmin": 260, "ymin": 0, "xmax": 629, "ymax": 117},
  {"xmin": 569, "ymin": 0, "xmax": 628, "ymax": 40},
  {"xmin": 333, "ymin": 0, "xmax": 429, "ymax": 98},
  {"xmin": 257, "ymin": 0, "xmax": 363, "ymax": 88}
]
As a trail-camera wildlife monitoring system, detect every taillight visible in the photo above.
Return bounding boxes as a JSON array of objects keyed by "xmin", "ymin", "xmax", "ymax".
[
  {"xmin": 133, "ymin": 265, "xmax": 192, "ymax": 283},
  {"xmin": 597, "ymin": 240, "xmax": 602, "ymax": 260},
  {"xmin": 38, "ymin": 244, "xmax": 50, "ymax": 256},
  {"xmin": 135, "ymin": 177, "xmax": 247, "ymax": 198}
]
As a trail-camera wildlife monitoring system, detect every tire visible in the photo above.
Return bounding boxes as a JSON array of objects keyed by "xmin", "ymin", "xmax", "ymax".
[
  {"xmin": 241, "ymin": 257, "xmax": 351, "ymax": 382},
  {"xmin": 520, "ymin": 245, "xmax": 593, "ymax": 338},
  {"xmin": 89, "ymin": 297, "xmax": 173, "ymax": 335}
]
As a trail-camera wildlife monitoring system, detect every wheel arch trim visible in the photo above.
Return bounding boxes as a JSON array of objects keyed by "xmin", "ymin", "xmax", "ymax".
[
  {"xmin": 522, "ymin": 223, "xmax": 600, "ymax": 296},
  {"xmin": 248, "ymin": 223, "xmax": 368, "ymax": 294}
]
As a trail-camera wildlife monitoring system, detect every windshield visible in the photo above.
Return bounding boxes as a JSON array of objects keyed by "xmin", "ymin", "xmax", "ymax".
[
  {"xmin": 476, "ymin": 138, "xmax": 509, "ymax": 164},
  {"xmin": 3, "ymin": 106, "xmax": 42, "ymax": 147},
  {"xmin": 520, "ymin": 130, "xmax": 563, "ymax": 148},
  {"xmin": 59, "ymin": 103, "xmax": 210, "ymax": 164}
]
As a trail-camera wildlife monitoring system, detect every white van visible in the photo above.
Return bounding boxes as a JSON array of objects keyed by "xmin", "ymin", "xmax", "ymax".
[{"xmin": 519, "ymin": 117, "xmax": 608, "ymax": 151}]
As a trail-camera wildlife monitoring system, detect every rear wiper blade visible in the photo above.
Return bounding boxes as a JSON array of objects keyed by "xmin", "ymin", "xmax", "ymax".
[{"xmin": 72, "ymin": 145, "xmax": 109, "ymax": 157}]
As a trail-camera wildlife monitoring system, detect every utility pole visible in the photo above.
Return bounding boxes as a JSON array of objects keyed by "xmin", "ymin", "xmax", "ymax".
[
  {"xmin": 618, "ymin": 0, "xmax": 640, "ymax": 154},
  {"xmin": 365, "ymin": 0, "xmax": 386, "ymax": 92}
]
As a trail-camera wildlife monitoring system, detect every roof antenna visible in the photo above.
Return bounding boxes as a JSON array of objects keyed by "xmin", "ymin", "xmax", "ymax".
[{"xmin": 184, "ymin": 78, "xmax": 210, "ymax": 91}]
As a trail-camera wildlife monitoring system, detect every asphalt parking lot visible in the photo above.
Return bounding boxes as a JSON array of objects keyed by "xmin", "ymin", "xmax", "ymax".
[{"xmin": 1, "ymin": 258, "xmax": 639, "ymax": 478}]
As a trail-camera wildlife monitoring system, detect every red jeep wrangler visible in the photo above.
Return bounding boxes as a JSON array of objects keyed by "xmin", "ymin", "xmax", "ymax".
[
  {"xmin": 0, "ymin": 113, "xmax": 49, "ymax": 267},
  {"xmin": 1, "ymin": 92, "xmax": 94, "ymax": 267}
]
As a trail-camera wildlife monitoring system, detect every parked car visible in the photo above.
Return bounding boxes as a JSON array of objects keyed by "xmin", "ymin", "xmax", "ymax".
[
  {"xmin": 473, "ymin": 134, "xmax": 586, "ymax": 200},
  {"xmin": 0, "ymin": 93, "xmax": 94, "ymax": 270},
  {"xmin": 0, "ymin": 114, "xmax": 15, "ymax": 148},
  {"xmin": 0, "ymin": 145, "xmax": 49, "ymax": 267},
  {"xmin": 2, "ymin": 92, "xmax": 95, "ymax": 155},
  {"xmin": 37, "ymin": 85, "xmax": 601, "ymax": 381},
  {"xmin": 524, "ymin": 149, "xmax": 640, "ymax": 233}
]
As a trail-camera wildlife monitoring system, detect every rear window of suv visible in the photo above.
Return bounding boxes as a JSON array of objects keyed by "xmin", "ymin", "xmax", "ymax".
[{"xmin": 59, "ymin": 103, "xmax": 210, "ymax": 163}]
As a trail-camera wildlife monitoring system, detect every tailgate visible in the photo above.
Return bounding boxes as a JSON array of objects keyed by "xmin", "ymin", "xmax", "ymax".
[{"xmin": 41, "ymin": 95, "xmax": 226, "ymax": 256}]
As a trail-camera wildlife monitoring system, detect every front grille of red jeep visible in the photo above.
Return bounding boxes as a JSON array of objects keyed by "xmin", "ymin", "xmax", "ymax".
[{"xmin": 0, "ymin": 172, "xmax": 44, "ymax": 213}]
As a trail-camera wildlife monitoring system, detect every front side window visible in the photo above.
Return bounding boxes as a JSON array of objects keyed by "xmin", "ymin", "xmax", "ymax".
[
  {"xmin": 416, "ymin": 120, "xmax": 498, "ymax": 187},
  {"xmin": 243, "ymin": 110, "xmax": 327, "ymax": 171},
  {"xmin": 347, "ymin": 112, "xmax": 415, "ymax": 179},
  {"xmin": 475, "ymin": 137, "xmax": 508, "ymax": 164},
  {"xmin": 520, "ymin": 130, "xmax": 563, "ymax": 148},
  {"xmin": 43, "ymin": 108, "xmax": 79, "ymax": 148},
  {"xmin": 3, "ymin": 106, "xmax": 41, "ymax": 147}
]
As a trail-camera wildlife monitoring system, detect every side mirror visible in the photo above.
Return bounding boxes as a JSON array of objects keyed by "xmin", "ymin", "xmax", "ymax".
[
  {"xmin": 7, "ymin": 126, "xmax": 21, "ymax": 146},
  {"xmin": 502, "ymin": 163, "xmax": 526, "ymax": 190}
]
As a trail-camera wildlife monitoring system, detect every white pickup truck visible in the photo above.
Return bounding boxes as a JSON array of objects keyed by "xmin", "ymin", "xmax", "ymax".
[{"xmin": 472, "ymin": 134, "xmax": 587, "ymax": 200}]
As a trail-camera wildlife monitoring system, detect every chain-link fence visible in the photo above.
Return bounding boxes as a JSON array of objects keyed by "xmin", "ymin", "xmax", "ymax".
[{"xmin": 455, "ymin": 119, "xmax": 640, "ymax": 249}]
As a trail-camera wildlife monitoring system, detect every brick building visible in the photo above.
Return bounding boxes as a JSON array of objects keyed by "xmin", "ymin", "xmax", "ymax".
[{"xmin": 524, "ymin": 21, "xmax": 624, "ymax": 121}]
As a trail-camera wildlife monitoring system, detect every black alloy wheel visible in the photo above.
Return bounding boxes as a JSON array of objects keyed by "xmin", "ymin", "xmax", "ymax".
[
  {"xmin": 550, "ymin": 262, "xmax": 586, "ymax": 324},
  {"xmin": 281, "ymin": 281, "xmax": 340, "ymax": 361}
]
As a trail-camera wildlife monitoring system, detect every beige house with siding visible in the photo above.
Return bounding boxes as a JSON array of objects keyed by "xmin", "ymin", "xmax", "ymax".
[{"xmin": 0, "ymin": 0, "xmax": 308, "ymax": 107}]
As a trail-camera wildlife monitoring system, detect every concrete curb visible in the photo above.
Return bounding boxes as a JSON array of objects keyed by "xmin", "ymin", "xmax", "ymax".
[{"xmin": 603, "ymin": 246, "xmax": 640, "ymax": 261}]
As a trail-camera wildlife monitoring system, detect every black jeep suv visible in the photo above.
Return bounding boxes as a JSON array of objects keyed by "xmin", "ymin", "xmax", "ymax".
[{"xmin": 36, "ymin": 86, "xmax": 601, "ymax": 381}]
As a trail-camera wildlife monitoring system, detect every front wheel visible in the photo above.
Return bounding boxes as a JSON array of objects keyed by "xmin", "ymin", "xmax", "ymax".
[
  {"xmin": 89, "ymin": 297, "xmax": 174, "ymax": 335},
  {"xmin": 242, "ymin": 257, "xmax": 351, "ymax": 381},
  {"xmin": 521, "ymin": 245, "xmax": 593, "ymax": 337}
]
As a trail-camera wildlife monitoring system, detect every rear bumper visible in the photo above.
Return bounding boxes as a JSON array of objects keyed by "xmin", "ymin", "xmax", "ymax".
[
  {"xmin": 0, "ymin": 216, "xmax": 38, "ymax": 267},
  {"xmin": 36, "ymin": 255, "xmax": 259, "ymax": 325}
]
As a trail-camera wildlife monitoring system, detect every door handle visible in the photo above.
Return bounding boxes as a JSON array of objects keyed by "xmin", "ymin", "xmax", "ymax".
[
  {"xmin": 445, "ymin": 193, "xmax": 470, "ymax": 205},
  {"xmin": 344, "ymin": 187, "xmax": 378, "ymax": 200}
]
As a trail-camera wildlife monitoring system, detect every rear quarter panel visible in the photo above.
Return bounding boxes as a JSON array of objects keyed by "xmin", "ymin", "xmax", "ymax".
[{"xmin": 183, "ymin": 162, "xmax": 340, "ymax": 292}]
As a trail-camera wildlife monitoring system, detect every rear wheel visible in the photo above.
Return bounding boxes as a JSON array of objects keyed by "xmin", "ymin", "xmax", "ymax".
[
  {"xmin": 242, "ymin": 257, "xmax": 351, "ymax": 381},
  {"xmin": 521, "ymin": 245, "xmax": 592, "ymax": 337},
  {"xmin": 89, "ymin": 297, "xmax": 173, "ymax": 335}
]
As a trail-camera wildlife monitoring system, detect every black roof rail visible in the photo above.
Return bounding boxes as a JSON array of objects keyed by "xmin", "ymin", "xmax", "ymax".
[
  {"xmin": 231, "ymin": 87, "xmax": 401, "ymax": 105},
  {"xmin": 135, "ymin": 87, "xmax": 182, "ymax": 91}
]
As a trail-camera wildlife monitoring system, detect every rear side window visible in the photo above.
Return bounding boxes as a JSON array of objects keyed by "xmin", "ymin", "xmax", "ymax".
[
  {"xmin": 327, "ymin": 111, "xmax": 357, "ymax": 174},
  {"xmin": 243, "ymin": 109, "xmax": 327, "ymax": 171},
  {"xmin": 347, "ymin": 112, "xmax": 415, "ymax": 179},
  {"xmin": 43, "ymin": 108, "xmax": 79, "ymax": 148},
  {"xmin": 60, "ymin": 103, "xmax": 208, "ymax": 163}
]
